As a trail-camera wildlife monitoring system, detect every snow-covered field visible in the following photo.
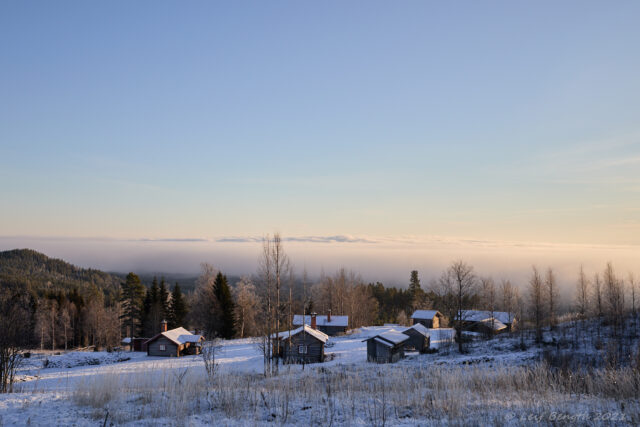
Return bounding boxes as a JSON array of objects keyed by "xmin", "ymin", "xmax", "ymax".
[{"xmin": 2, "ymin": 325, "xmax": 639, "ymax": 426}]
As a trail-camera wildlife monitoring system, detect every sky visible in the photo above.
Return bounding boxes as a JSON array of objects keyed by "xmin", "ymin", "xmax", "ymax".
[{"xmin": 1, "ymin": 1, "xmax": 639, "ymax": 287}]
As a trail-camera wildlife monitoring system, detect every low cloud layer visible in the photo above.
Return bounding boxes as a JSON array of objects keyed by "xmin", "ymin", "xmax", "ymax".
[{"xmin": 1, "ymin": 235, "xmax": 638, "ymax": 299}]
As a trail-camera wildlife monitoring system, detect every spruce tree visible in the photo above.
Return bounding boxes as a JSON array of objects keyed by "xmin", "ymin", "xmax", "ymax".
[
  {"xmin": 409, "ymin": 270, "xmax": 424, "ymax": 310},
  {"xmin": 159, "ymin": 278, "xmax": 170, "ymax": 321},
  {"xmin": 214, "ymin": 272, "xmax": 236, "ymax": 339},
  {"xmin": 120, "ymin": 273, "xmax": 146, "ymax": 341},
  {"xmin": 169, "ymin": 283, "xmax": 188, "ymax": 329}
]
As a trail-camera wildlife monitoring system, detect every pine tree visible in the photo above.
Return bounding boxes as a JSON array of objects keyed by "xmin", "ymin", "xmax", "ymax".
[
  {"xmin": 120, "ymin": 273, "xmax": 146, "ymax": 343},
  {"xmin": 214, "ymin": 272, "xmax": 236, "ymax": 339},
  {"xmin": 169, "ymin": 283, "xmax": 188, "ymax": 329}
]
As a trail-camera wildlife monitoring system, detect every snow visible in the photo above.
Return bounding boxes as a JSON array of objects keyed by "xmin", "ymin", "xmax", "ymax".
[
  {"xmin": 6, "ymin": 319, "xmax": 638, "ymax": 425},
  {"xmin": 377, "ymin": 331, "xmax": 410, "ymax": 345},
  {"xmin": 293, "ymin": 314, "xmax": 348, "ymax": 327}
]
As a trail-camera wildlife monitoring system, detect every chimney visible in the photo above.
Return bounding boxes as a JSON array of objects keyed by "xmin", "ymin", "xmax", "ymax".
[
  {"xmin": 327, "ymin": 309, "xmax": 331, "ymax": 323},
  {"xmin": 311, "ymin": 312, "xmax": 317, "ymax": 330},
  {"xmin": 161, "ymin": 319, "xmax": 168, "ymax": 333}
]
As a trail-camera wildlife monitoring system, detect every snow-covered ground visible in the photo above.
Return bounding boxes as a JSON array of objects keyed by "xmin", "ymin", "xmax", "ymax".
[{"xmin": 2, "ymin": 323, "xmax": 639, "ymax": 425}]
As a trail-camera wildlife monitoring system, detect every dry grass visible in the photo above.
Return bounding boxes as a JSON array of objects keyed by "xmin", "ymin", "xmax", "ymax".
[{"xmin": 70, "ymin": 361, "xmax": 640, "ymax": 425}]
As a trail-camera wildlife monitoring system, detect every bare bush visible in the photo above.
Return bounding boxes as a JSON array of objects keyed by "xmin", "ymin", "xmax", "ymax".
[{"xmin": 201, "ymin": 340, "xmax": 220, "ymax": 381}]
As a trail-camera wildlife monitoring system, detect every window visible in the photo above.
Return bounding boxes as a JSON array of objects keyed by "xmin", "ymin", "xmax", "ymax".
[
  {"xmin": 298, "ymin": 345, "xmax": 308, "ymax": 354},
  {"xmin": 159, "ymin": 344, "xmax": 166, "ymax": 351}
]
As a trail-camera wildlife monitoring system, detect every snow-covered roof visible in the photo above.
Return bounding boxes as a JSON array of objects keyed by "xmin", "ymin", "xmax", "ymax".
[
  {"xmin": 293, "ymin": 314, "xmax": 349, "ymax": 327},
  {"xmin": 374, "ymin": 337, "xmax": 395, "ymax": 347},
  {"xmin": 366, "ymin": 330, "xmax": 410, "ymax": 346},
  {"xmin": 403, "ymin": 323, "xmax": 430, "ymax": 337},
  {"xmin": 149, "ymin": 327, "xmax": 204, "ymax": 346},
  {"xmin": 479, "ymin": 318, "xmax": 508, "ymax": 331},
  {"xmin": 272, "ymin": 324, "xmax": 329, "ymax": 343},
  {"xmin": 459, "ymin": 310, "xmax": 515, "ymax": 324},
  {"xmin": 411, "ymin": 310, "xmax": 442, "ymax": 320}
]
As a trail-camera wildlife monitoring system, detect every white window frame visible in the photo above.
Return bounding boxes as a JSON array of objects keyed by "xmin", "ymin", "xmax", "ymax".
[
  {"xmin": 159, "ymin": 344, "xmax": 166, "ymax": 351},
  {"xmin": 298, "ymin": 345, "xmax": 308, "ymax": 354}
]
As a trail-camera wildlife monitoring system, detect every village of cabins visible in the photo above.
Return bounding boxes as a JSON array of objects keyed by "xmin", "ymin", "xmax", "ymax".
[{"xmin": 123, "ymin": 309, "xmax": 517, "ymax": 364}]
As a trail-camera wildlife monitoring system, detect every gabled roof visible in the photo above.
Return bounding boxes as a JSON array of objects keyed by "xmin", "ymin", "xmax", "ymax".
[
  {"xmin": 365, "ymin": 330, "xmax": 410, "ymax": 347},
  {"xmin": 403, "ymin": 323, "xmax": 430, "ymax": 337},
  {"xmin": 272, "ymin": 324, "xmax": 329, "ymax": 343},
  {"xmin": 459, "ymin": 310, "xmax": 515, "ymax": 324},
  {"xmin": 146, "ymin": 327, "xmax": 204, "ymax": 346},
  {"xmin": 411, "ymin": 310, "xmax": 443, "ymax": 320},
  {"xmin": 479, "ymin": 318, "xmax": 508, "ymax": 331},
  {"xmin": 293, "ymin": 314, "xmax": 349, "ymax": 327}
]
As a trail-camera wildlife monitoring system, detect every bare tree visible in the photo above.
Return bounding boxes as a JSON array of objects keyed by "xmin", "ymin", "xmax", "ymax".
[
  {"xmin": 603, "ymin": 262, "xmax": 624, "ymax": 338},
  {"xmin": 440, "ymin": 260, "xmax": 476, "ymax": 353},
  {"xmin": 258, "ymin": 233, "xmax": 290, "ymax": 377},
  {"xmin": 529, "ymin": 266, "xmax": 544, "ymax": 344},
  {"xmin": 500, "ymin": 279, "xmax": 516, "ymax": 329},
  {"xmin": 576, "ymin": 265, "xmax": 590, "ymax": 320},
  {"xmin": 628, "ymin": 273, "xmax": 637, "ymax": 318},
  {"xmin": 545, "ymin": 268, "xmax": 558, "ymax": 331},
  {"xmin": 480, "ymin": 277, "xmax": 496, "ymax": 337},
  {"xmin": 233, "ymin": 277, "xmax": 259, "ymax": 338}
]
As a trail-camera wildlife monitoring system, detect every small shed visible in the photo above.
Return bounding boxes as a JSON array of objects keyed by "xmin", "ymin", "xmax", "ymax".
[
  {"xmin": 364, "ymin": 331, "xmax": 410, "ymax": 363},
  {"xmin": 146, "ymin": 325, "xmax": 204, "ymax": 357},
  {"xmin": 411, "ymin": 310, "xmax": 445, "ymax": 328},
  {"xmin": 292, "ymin": 312, "xmax": 348, "ymax": 336},
  {"xmin": 402, "ymin": 324, "xmax": 430, "ymax": 353},
  {"xmin": 274, "ymin": 325, "xmax": 328, "ymax": 364}
]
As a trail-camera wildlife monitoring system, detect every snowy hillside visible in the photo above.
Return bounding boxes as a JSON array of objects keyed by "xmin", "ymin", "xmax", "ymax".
[{"xmin": 2, "ymin": 321, "xmax": 639, "ymax": 425}]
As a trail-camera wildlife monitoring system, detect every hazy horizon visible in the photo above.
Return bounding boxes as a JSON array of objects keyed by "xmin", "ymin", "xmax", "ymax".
[{"xmin": 2, "ymin": 234, "xmax": 637, "ymax": 300}]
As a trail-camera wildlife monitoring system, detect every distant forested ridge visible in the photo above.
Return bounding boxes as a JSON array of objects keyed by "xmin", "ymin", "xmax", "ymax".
[{"xmin": 0, "ymin": 249, "xmax": 122, "ymax": 298}]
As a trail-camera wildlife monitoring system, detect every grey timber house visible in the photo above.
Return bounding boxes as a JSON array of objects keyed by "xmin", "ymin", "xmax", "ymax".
[
  {"xmin": 273, "ymin": 324, "xmax": 328, "ymax": 364},
  {"xmin": 292, "ymin": 311, "xmax": 348, "ymax": 336},
  {"xmin": 146, "ymin": 321, "xmax": 204, "ymax": 357}
]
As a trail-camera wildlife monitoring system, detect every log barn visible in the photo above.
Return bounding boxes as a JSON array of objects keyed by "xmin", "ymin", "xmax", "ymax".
[
  {"xmin": 402, "ymin": 324, "xmax": 430, "ymax": 353},
  {"xmin": 411, "ymin": 310, "xmax": 445, "ymax": 328}
]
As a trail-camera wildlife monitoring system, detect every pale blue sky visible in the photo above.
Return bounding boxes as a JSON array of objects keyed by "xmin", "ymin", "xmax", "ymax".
[{"xmin": 1, "ymin": 1, "xmax": 640, "ymax": 257}]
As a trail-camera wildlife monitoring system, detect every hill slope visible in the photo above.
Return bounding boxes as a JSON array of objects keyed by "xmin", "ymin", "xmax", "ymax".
[{"xmin": 0, "ymin": 249, "xmax": 122, "ymax": 296}]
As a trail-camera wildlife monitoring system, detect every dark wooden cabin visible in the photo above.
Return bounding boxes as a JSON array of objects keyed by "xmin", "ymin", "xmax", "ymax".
[
  {"xmin": 145, "ymin": 322, "xmax": 204, "ymax": 357},
  {"xmin": 411, "ymin": 310, "xmax": 445, "ymax": 328},
  {"xmin": 402, "ymin": 324, "xmax": 430, "ymax": 353},
  {"xmin": 364, "ymin": 331, "xmax": 410, "ymax": 363},
  {"xmin": 274, "ymin": 325, "xmax": 328, "ymax": 364},
  {"xmin": 292, "ymin": 312, "xmax": 348, "ymax": 336}
]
